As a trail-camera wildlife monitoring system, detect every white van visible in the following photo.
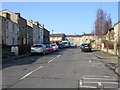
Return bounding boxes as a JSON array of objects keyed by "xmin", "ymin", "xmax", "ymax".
[{"xmin": 62, "ymin": 41, "xmax": 70, "ymax": 47}]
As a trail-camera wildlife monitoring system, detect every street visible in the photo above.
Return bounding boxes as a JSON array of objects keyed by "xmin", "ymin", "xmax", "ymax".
[{"xmin": 2, "ymin": 47, "xmax": 118, "ymax": 89}]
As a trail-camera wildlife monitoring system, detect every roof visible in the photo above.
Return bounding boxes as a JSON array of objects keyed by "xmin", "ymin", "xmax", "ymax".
[
  {"xmin": 82, "ymin": 34, "xmax": 92, "ymax": 36},
  {"xmin": 50, "ymin": 34, "xmax": 65, "ymax": 37},
  {"xmin": 114, "ymin": 21, "xmax": 120, "ymax": 26},
  {"xmin": 43, "ymin": 27, "xmax": 50, "ymax": 32},
  {"xmin": 66, "ymin": 35, "xmax": 82, "ymax": 37}
]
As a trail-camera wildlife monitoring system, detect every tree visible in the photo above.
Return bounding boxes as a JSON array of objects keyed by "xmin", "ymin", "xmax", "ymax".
[{"xmin": 94, "ymin": 9, "xmax": 112, "ymax": 38}]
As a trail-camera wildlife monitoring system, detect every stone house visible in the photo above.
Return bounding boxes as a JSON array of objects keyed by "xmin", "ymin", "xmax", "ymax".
[
  {"xmin": 0, "ymin": 10, "xmax": 19, "ymax": 46},
  {"xmin": 50, "ymin": 33, "xmax": 66, "ymax": 43},
  {"xmin": 66, "ymin": 35, "xmax": 82, "ymax": 46},
  {"xmin": 27, "ymin": 20, "xmax": 33, "ymax": 45},
  {"xmin": 15, "ymin": 13, "xmax": 28, "ymax": 54},
  {"xmin": 81, "ymin": 34, "xmax": 93, "ymax": 44},
  {"xmin": 43, "ymin": 26, "xmax": 50, "ymax": 44},
  {"xmin": 0, "ymin": 10, "xmax": 19, "ymax": 57},
  {"xmin": 32, "ymin": 21, "xmax": 43, "ymax": 44},
  {"xmin": 39, "ymin": 25, "xmax": 44, "ymax": 44},
  {"xmin": 106, "ymin": 28, "xmax": 114, "ymax": 41},
  {"xmin": 114, "ymin": 21, "xmax": 120, "ymax": 56}
]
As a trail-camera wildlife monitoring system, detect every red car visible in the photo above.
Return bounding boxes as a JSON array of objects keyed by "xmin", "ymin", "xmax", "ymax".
[{"xmin": 45, "ymin": 44, "xmax": 54, "ymax": 53}]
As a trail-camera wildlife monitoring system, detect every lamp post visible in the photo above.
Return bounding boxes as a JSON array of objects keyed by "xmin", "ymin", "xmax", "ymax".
[{"xmin": 52, "ymin": 30, "xmax": 53, "ymax": 34}]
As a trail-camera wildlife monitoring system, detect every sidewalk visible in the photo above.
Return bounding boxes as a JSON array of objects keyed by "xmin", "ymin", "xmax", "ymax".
[
  {"xmin": 2, "ymin": 53, "xmax": 31, "ymax": 63},
  {"xmin": 93, "ymin": 50, "xmax": 118, "ymax": 76}
]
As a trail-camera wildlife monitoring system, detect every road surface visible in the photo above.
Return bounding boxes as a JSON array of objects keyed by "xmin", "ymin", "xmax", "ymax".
[{"xmin": 2, "ymin": 47, "xmax": 119, "ymax": 89}]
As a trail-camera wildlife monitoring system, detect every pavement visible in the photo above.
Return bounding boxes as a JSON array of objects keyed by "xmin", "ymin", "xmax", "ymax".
[
  {"xmin": 2, "ymin": 53, "xmax": 31, "ymax": 63},
  {"xmin": 93, "ymin": 50, "xmax": 119, "ymax": 76}
]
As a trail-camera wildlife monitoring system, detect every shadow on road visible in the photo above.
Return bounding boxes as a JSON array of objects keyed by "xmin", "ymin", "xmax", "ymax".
[{"xmin": 2, "ymin": 48, "xmax": 68, "ymax": 69}]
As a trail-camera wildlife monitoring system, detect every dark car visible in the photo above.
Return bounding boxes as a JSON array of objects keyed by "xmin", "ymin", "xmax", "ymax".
[
  {"xmin": 57, "ymin": 44, "xmax": 64, "ymax": 49},
  {"xmin": 80, "ymin": 43, "xmax": 92, "ymax": 52}
]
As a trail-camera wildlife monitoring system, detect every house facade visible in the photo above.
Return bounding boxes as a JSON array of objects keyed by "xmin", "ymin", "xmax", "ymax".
[
  {"xmin": 114, "ymin": 21, "xmax": 120, "ymax": 55},
  {"xmin": 27, "ymin": 20, "xmax": 33, "ymax": 45},
  {"xmin": 43, "ymin": 27, "xmax": 50, "ymax": 44},
  {"xmin": 33, "ymin": 21, "xmax": 43, "ymax": 44},
  {"xmin": 0, "ymin": 10, "xmax": 19, "ymax": 46},
  {"xmin": 50, "ymin": 33, "xmax": 66, "ymax": 43},
  {"xmin": 66, "ymin": 35, "xmax": 82, "ymax": 46},
  {"xmin": 0, "ymin": 10, "xmax": 19, "ymax": 57},
  {"xmin": 81, "ymin": 34, "xmax": 93, "ymax": 44}
]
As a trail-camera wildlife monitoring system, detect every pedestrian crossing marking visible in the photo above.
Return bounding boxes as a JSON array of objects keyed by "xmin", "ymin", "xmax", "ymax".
[{"xmin": 79, "ymin": 75, "xmax": 118, "ymax": 88}]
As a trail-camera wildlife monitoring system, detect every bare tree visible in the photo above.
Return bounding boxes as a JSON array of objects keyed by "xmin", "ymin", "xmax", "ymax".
[{"xmin": 94, "ymin": 9, "xmax": 112, "ymax": 38}]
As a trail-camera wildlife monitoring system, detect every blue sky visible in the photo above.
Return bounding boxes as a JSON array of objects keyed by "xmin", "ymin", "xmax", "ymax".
[{"xmin": 2, "ymin": 2, "xmax": 118, "ymax": 35}]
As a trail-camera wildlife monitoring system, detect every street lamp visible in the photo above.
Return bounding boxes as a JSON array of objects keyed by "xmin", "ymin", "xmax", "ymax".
[{"xmin": 52, "ymin": 30, "xmax": 54, "ymax": 34}]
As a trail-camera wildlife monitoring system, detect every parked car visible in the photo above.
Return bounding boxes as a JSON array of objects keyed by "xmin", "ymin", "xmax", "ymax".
[
  {"xmin": 57, "ymin": 44, "xmax": 64, "ymax": 49},
  {"xmin": 70, "ymin": 44, "xmax": 77, "ymax": 48},
  {"xmin": 50, "ymin": 44, "xmax": 59, "ymax": 51},
  {"xmin": 62, "ymin": 41, "xmax": 70, "ymax": 47},
  {"xmin": 80, "ymin": 43, "xmax": 92, "ymax": 52},
  {"xmin": 31, "ymin": 44, "xmax": 48, "ymax": 55},
  {"xmin": 45, "ymin": 44, "xmax": 54, "ymax": 53}
]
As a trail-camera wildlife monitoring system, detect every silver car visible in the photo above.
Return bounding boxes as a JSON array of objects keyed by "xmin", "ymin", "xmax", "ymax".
[
  {"xmin": 50, "ymin": 44, "xmax": 59, "ymax": 51},
  {"xmin": 31, "ymin": 44, "xmax": 48, "ymax": 55}
]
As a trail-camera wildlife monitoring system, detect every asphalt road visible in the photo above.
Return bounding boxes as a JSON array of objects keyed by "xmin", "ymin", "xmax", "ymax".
[{"xmin": 2, "ymin": 47, "xmax": 119, "ymax": 89}]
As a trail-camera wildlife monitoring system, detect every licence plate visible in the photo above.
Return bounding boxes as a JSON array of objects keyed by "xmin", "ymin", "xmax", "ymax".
[
  {"xmin": 34, "ymin": 48, "xmax": 39, "ymax": 50},
  {"xmin": 85, "ymin": 47, "xmax": 88, "ymax": 48}
]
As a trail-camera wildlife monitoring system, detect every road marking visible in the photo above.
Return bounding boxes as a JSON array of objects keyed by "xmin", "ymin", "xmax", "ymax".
[
  {"xmin": 89, "ymin": 60, "xmax": 91, "ymax": 62},
  {"xmin": 79, "ymin": 80, "xmax": 82, "ymax": 86},
  {"xmin": 20, "ymin": 66, "xmax": 43, "ymax": 80},
  {"xmin": 80, "ymin": 85, "xmax": 96, "ymax": 88},
  {"xmin": 48, "ymin": 58, "xmax": 55, "ymax": 63},
  {"xmin": 57, "ymin": 55, "xmax": 61, "ymax": 58},
  {"xmin": 82, "ymin": 81, "xmax": 118, "ymax": 84}
]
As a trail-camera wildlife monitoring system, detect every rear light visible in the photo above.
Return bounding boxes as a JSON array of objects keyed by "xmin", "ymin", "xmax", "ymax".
[
  {"xmin": 81, "ymin": 46, "xmax": 84, "ymax": 48},
  {"xmin": 90, "ymin": 47, "xmax": 92, "ymax": 48},
  {"xmin": 39, "ymin": 45, "xmax": 42, "ymax": 47}
]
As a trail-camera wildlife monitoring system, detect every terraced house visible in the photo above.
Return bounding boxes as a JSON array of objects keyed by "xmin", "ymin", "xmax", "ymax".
[
  {"xmin": 50, "ymin": 33, "xmax": 66, "ymax": 43},
  {"xmin": 114, "ymin": 21, "xmax": 120, "ymax": 56},
  {"xmin": 0, "ymin": 10, "xmax": 19, "ymax": 57},
  {"xmin": 0, "ymin": 9, "xmax": 49, "ymax": 58},
  {"xmin": 66, "ymin": 35, "xmax": 82, "ymax": 46}
]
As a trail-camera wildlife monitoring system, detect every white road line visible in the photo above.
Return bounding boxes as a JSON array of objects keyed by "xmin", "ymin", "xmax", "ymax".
[
  {"xmin": 83, "ymin": 77, "xmax": 117, "ymax": 81},
  {"xmin": 79, "ymin": 80, "xmax": 83, "ymax": 86},
  {"xmin": 82, "ymin": 81, "xmax": 118, "ymax": 84},
  {"xmin": 20, "ymin": 66, "xmax": 43, "ymax": 80},
  {"xmin": 89, "ymin": 60, "xmax": 92, "ymax": 62},
  {"xmin": 57, "ymin": 55, "xmax": 61, "ymax": 58},
  {"xmin": 48, "ymin": 58, "xmax": 55, "ymax": 63}
]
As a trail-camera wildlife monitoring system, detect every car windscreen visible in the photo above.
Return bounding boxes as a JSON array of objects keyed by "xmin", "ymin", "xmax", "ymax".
[
  {"xmin": 62, "ymin": 42, "xmax": 67, "ymax": 44},
  {"xmin": 82, "ymin": 44, "xmax": 90, "ymax": 47},
  {"xmin": 51, "ymin": 45, "xmax": 56, "ymax": 46}
]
